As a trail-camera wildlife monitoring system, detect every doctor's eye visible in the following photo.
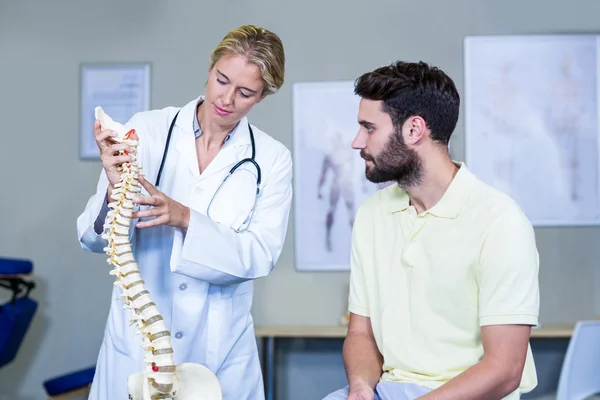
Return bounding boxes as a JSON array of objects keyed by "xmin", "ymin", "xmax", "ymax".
[{"xmin": 216, "ymin": 78, "xmax": 227, "ymax": 85}]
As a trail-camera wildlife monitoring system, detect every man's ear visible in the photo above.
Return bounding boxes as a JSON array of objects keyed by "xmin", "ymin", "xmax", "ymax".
[{"xmin": 404, "ymin": 116, "xmax": 427, "ymax": 145}]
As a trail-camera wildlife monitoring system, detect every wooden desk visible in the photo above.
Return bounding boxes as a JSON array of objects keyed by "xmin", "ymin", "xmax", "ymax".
[
  {"xmin": 256, "ymin": 324, "xmax": 574, "ymax": 339},
  {"xmin": 254, "ymin": 324, "xmax": 574, "ymax": 400},
  {"xmin": 530, "ymin": 325, "xmax": 574, "ymax": 338}
]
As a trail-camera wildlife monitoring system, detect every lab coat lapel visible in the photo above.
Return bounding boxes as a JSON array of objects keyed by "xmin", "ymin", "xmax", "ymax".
[{"xmin": 174, "ymin": 98, "xmax": 202, "ymax": 180}]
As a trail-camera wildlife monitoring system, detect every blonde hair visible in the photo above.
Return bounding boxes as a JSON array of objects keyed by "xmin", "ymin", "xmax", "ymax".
[{"xmin": 210, "ymin": 25, "xmax": 285, "ymax": 96}]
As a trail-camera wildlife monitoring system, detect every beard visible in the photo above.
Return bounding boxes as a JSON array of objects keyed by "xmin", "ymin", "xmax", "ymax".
[{"xmin": 360, "ymin": 131, "xmax": 423, "ymax": 188}]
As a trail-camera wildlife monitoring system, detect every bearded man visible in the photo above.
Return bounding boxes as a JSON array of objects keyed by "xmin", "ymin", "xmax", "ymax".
[{"xmin": 323, "ymin": 61, "xmax": 540, "ymax": 400}]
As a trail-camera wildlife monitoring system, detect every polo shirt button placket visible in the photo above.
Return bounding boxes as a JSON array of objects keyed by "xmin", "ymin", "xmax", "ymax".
[
  {"xmin": 404, "ymin": 214, "xmax": 429, "ymax": 267},
  {"xmin": 411, "ymin": 214, "xmax": 428, "ymax": 240}
]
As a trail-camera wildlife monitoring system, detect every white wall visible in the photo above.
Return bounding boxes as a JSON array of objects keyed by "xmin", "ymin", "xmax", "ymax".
[{"xmin": 1, "ymin": 0, "xmax": 600, "ymax": 398}]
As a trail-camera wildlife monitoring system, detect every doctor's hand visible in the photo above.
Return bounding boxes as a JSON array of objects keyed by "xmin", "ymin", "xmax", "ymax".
[
  {"xmin": 94, "ymin": 120, "xmax": 139, "ymax": 187},
  {"xmin": 132, "ymin": 175, "xmax": 191, "ymax": 230}
]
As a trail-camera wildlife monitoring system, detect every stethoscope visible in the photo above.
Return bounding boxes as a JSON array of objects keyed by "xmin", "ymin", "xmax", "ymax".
[{"xmin": 154, "ymin": 109, "xmax": 262, "ymax": 232}]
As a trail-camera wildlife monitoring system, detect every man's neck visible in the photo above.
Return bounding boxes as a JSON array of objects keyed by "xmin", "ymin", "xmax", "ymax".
[
  {"xmin": 405, "ymin": 149, "xmax": 459, "ymax": 214},
  {"xmin": 196, "ymin": 102, "xmax": 236, "ymax": 152}
]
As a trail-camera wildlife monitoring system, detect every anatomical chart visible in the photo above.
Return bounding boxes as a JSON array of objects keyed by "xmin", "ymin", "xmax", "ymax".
[
  {"xmin": 292, "ymin": 81, "xmax": 381, "ymax": 271},
  {"xmin": 464, "ymin": 34, "xmax": 600, "ymax": 226}
]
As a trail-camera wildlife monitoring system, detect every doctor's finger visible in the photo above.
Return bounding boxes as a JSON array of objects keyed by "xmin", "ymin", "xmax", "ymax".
[
  {"xmin": 107, "ymin": 143, "xmax": 137, "ymax": 155},
  {"xmin": 95, "ymin": 130, "xmax": 118, "ymax": 148},
  {"xmin": 94, "ymin": 122, "xmax": 116, "ymax": 140},
  {"xmin": 93, "ymin": 120, "xmax": 103, "ymax": 137},
  {"xmin": 101, "ymin": 154, "xmax": 135, "ymax": 168},
  {"xmin": 135, "ymin": 215, "xmax": 167, "ymax": 229},
  {"xmin": 132, "ymin": 207, "xmax": 161, "ymax": 220},
  {"xmin": 137, "ymin": 175, "xmax": 161, "ymax": 196},
  {"xmin": 107, "ymin": 152, "xmax": 135, "ymax": 163},
  {"xmin": 133, "ymin": 194, "xmax": 159, "ymax": 207}
]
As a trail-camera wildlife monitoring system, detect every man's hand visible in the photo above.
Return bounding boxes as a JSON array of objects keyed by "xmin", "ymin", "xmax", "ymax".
[
  {"xmin": 343, "ymin": 314, "xmax": 382, "ymax": 400},
  {"xmin": 132, "ymin": 175, "xmax": 190, "ymax": 230},
  {"xmin": 348, "ymin": 380, "xmax": 375, "ymax": 400}
]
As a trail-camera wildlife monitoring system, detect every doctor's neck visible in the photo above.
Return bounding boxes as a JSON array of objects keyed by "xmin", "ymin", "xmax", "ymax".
[{"xmin": 196, "ymin": 101, "xmax": 237, "ymax": 151}]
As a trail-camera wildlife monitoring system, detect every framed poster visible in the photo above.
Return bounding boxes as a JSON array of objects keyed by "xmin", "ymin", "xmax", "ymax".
[
  {"xmin": 292, "ymin": 81, "xmax": 380, "ymax": 271},
  {"xmin": 464, "ymin": 34, "xmax": 600, "ymax": 226},
  {"xmin": 79, "ymin": 62, "xmax": 151, "ymax": 160}
]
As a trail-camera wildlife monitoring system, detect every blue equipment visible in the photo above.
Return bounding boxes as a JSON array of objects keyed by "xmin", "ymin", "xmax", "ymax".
[
  {"xmin": 0, "ymin": 257, "xmax": 95, "ymax": 398},
  {"xmin": 0, "ymin": 257, "xmax": 36, "ymax": 369}
]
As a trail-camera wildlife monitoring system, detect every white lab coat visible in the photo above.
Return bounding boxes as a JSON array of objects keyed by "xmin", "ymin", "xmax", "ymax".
[{"xmin": 76, "ymin": 96, "xmax": 293, "ymax": 400}]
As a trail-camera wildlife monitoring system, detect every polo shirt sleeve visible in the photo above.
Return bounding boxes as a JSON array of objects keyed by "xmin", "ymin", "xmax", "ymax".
[
  {"xmin": 477, "ymin": 207, "xmax": 540, "ymax": 327},
  {"xmin": 348, "ymin": 209, "xmax": 370, "ymax": 317}
]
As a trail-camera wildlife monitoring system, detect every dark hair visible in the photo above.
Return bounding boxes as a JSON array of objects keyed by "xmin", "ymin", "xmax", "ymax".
[{"xmin": 354, "ymin": 61, "xmax": 460, "ymax": 145}]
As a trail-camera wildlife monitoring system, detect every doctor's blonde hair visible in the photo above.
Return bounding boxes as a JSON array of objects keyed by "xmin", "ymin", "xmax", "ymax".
[{"xmin": 210, "ymin": 24, "xmax": 285, "ymax": 96}]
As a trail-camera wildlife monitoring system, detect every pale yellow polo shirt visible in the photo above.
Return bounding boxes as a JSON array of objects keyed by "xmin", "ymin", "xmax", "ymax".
[{"xmin": 348, "ymin": 162, "xmax": 539, "ymax": 398}]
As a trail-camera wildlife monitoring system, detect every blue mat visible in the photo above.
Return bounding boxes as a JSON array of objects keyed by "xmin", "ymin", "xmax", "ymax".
[
  {"xmin": 0, "ymin": 258, "xmax": 32, "ymax": 275},
  {"xmin": 43, "ymin": 367, "xmax": 96, "ymax": 396},
  {"xmin": 0, "ymin": 297, "xmax": 37, "ymax": 368}
]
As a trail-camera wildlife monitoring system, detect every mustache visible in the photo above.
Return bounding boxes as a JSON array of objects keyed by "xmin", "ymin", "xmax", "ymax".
[{"xmin": 360, "ymin": 150, "xmax": 374, "ymax": 162}]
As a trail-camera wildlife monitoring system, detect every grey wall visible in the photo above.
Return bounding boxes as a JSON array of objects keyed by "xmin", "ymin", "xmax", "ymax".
[{"xmin": 1, "ymin": 0, "xmax": 599, "ymax": 399}]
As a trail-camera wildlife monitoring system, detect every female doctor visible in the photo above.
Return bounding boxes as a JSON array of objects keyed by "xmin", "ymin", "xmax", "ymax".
[{"xmin": 76, "ymin": 25, "xmax": 292, "ymax": 400}]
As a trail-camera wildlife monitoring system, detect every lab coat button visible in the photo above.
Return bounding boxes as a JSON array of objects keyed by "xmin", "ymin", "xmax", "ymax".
[
  {"xmin": 175, "ymin": 331, "xmax": 183, "ymax": 339},
  {"xmin": 179, "ymin": 283, "xmax": 187, "ymax": 291}
]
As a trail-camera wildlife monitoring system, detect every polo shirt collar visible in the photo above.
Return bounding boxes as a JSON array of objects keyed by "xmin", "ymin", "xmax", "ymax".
[{"xmin": 388, "ymin": 162, "xmax": 475, "ymax": 218}]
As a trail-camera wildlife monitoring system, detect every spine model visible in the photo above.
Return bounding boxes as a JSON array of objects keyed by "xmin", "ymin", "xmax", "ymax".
[{"xmin": 96, "ymin": 107, "xmax": 178, "ymax": 399}]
